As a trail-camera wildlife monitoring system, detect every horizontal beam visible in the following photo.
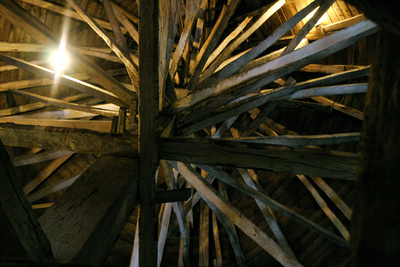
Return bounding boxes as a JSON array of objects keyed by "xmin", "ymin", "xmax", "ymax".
[
  {"xmin": 0, "ymin": 123, "xmax": 138, "ymax": 154},
  {"xmin": 159, "ymin": 137, "xmax": 357, "ymax": 180}
]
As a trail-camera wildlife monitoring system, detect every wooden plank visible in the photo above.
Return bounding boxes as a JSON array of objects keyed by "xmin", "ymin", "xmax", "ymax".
[
  {"xmin": 239, "ymin": 169, "xmax": 296, "ymax": 258},
  {"xmin": 130, "ymin": 211, "xmax": 140, "ymax": 267},
  {"xmin": 0, "ymin": 0, "xmax": 136, "ymax": 106},
  {"xmin": 290, "ymin": 83, "xmax": 368, "ymax": 99},
  {"xmin": 199, "ymin": 200, "xmax": 210, "ymax": 267},
  {"xmin": 199, "ymin": 0, "xmax": 285, "ymax": 84},
  {"xmin": 12, "ymin": 150, "xmax": 74, "ymax": 167},
  {"xmin": 159, "ymin": 137, "xmax": 357, "ymax": 180},
  {"xmin": 0, "ymin": 140, "xmax": 53, "ymax": 262},
  {"xmin": 310, "ymin": 176, "xmax": 353, "ymax": 220},
  {"xmin": 176, "ymin": 66, "xmax": 369, "ymax": 133},
  {"xmin": 18, "ymin": 0, "xmax": 127, "ymax": 33},
  {"xmin": 312, "ymin": 96, "xmax": 364, "ymax": 120},
  {"xmin": 0, "ymin": 53, "xmax": 127, "ymax": 107},
  {"xmin": 220, "ymin": 132, "xmax": 360, "ymax": 146},
  {"xmin": 174, "ymin": 162, "xmax": 303, "ymax": 267},
  {"xmin": 66, "ymin": 0, "xmax": 139, "ymax": 91},
  {"xmin": 39, "ymin": 155, "xmax": 139, "ymax": 265},
  {"xmin": 23, "ymin": 153, "xmax": 73, "ymax": 195},
  {"xmin": 196, "ymin": 164, "xmax": 350, "ymax": 249},
  {"xmin": 0, "ymin": 118, "xmax": 112, "ymax": 133},
  {"xmin": 281, "ymin": 0, "xmax": 337, "ymax": 56},
  {"xmin": 297, "ymin": 174, "xmax": 350, "ymax": 241},
  {"xmin": 27, "ymin": 173, "xmax": 82, "ymax": 203},
  {"xmin": 212, "ymin": 211, "xmax": 223, "ymax": 267},
  {"xmin": 138, "ymin": 0, "xmax": 159, "ymax": 266},
  {"xmin": 112, "ymin": 3, "xmax": 139, "ymax": 44},
  {"xmin": 199, "ymin": 0, "xmax": 323, "ymax": 88},
  {"xmin": 0, "ymin": 124, "xmax": 138, "ymax": 154},
  {"xmin": 169, "ymin": 0, "xmax": 202, "ymax": 78},
  {"xmin": 157, "ymin": 202, "xmax": 172, "ymax": 267},
  {"xmin": 299, "ymin": 63, "xmax": 366, "ymax": 73},
  {"xmin": 170, "ymin": 19, "xmax": 378, "ymax": 115},
  {"xmin": 187, "ymin": 0, "xmax": 241, "ymax": 90},
  {"xmin": 9, "ymin": 89, "xmax": 119, "ymax": 117}
]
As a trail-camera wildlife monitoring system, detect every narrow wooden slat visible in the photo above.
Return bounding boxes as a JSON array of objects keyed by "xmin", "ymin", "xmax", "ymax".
[
  {"xmin": 199, "ymin": 200, "xmax": 210, "ymax": 267},
  {"xmin": 310, "ymin": 176, "xmax": 353, "ymax": 220},
  {"xmin": 199, "ymin": 0, "xmax": 285, "ymax": 84},
  {"xmin": 18, "ymin": 0, "xmax": 127, "ymax": 33},
  {"xmin": 200, "ymin": 0, "xmax": 323, "ymax": 88},
  {"xmin": 290, "ymin": 83, "xmax": 368, "ymax": 99},
  {"xmin": 26, "ymin": 173, "xmax": 82, "ymax": 203},
  {"xmin": 196, "ymin": 164, "xmax": 350, "ymax": 249},
  {"xmin": 12, "ymin": 150, "xmax": 74, "ymax": 167},
  {"xmin": 169, "ymin": 0, "xmax": 203, "ymax": 78},
  {"xmin": 297, "ymin": 174, "xmax": 350, "ymax": 241},
  {"xmin": 212, "ymin": 211, "xmax": 223, "ymax": 267},
  {"xmin": 174, "ymin": 162, "xmax": 303, "ymax": 267},
  {"xmin": 312, "ymin": 96, "xmax": 364, "ymax": 120},
  {"xmin": 23, "ymin": 153, "xmax": 73, "ymax": 195},
  {"xmin": 187, "ymin": 0, "xmax": 241, "ymax": 90},
  {"xmin": 9, "ymin": 89, "xmax": 119, "ymax": 117},
  {"xmin": 157, "ymin": 202, "xmax": 172, "ymax": 267},
  {"xmin": 112, "ymin": 3, "xmax": 139, "ymax": 44},
  {"xmin": 170, "ymin": 19, "xmax": 377, "ymax": 115}
]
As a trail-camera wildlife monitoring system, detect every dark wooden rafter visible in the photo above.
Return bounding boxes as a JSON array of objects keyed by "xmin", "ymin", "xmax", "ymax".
[{"xmin": 0, "ymin": 140, "xmax": 54, "ymax": 262}]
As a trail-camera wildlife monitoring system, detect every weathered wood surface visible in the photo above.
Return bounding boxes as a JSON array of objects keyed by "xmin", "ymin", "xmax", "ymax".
[
  {"xmin": 174, "ymin": 162, "xmax": 303, "ymax": 267},
  {"xmin": 159, "ymin": 137, "xmax": 357, "ymax": 180},
  {"xmin": 138, "ymin": 0, "xmax": 159, "ymax": 266},
  {"xmin": 9, "ymin": 89, "xmax": 119, "ymax": 117},
  {"xmin": 39, "ymin": 155, "xmax": 139, "ymax": 265},
  {"xmin": 351, "ymin": 29, "xmax": 400, "ymax": 267},
  {"xmin": 170, "ymin": 20, "xmax": 377, "ymax": 115},
  {"xmin": 219, "ymin": 132, "xmax": 360, "ymax": 146},
  {"xmin": 0, "ymin": 140, "xmax": 54, "ymax": 262},
  {"xmin": 0, "ymin": 124, "xmax": 138, "ymax": 154},
  {"xmin": 197, "ymin": 164, "xmax": 350, "ymax": 249},
  {"xmin": 12, "ymin": 150, "xmax": 74, "ymax": 167}
]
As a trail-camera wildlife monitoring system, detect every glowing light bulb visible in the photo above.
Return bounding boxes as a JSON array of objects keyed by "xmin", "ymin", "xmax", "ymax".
[{"xmin": 52, "ymin": 48, "xmax": 68, "ymax": 73}]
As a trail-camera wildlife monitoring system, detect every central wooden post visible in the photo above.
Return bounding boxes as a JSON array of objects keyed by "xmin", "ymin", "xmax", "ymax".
[{"xmin": 138, "ymin": 0, "xmax": 159, "ymax": 266}]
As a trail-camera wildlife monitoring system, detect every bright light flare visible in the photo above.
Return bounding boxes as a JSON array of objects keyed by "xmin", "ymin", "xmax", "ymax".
[{"xmin": 52, "ymin": 48, "xmax": 68, "ymax": 73}]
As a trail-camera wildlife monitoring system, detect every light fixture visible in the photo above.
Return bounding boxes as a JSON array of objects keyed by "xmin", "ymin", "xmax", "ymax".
[{"xmin": 52, "ymin": 47, "xmax": 68, "ymax": 74}]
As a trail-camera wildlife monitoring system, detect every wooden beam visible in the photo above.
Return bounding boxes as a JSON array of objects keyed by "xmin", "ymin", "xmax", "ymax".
[
  {"xmin": 312, "ymin": 96, "xmax": 364, "ymax": 120},
  {"xmin": 23, "ymin": 153, "xmax": 74, "ymax": 195},
  {"xmin": 0, "ymin": 118, "xmax": 112, "ymax": 133},
  {"xmin": 299, "ymin": 63, "xmax": 367, "ymax": 74},
  {"xmin": 160, "ymin": 137, "xmax": 357, "ymax": 180},
  {"xmin": 9, "ymin": 89, "xmax": 119, "ymax": 117},
  {"xmin": 27, "ymin": 173, "xmax": 82, "ymax": 203},
  {"xmin": 174, "ymin": 162, "xmax": 303, "ymax": 267},
  {"xmin": 12, "ymin": 150, "xmax": 74, "ymax": 167},
  {"xmin": 219, "ymin": 132, "xmax": 360, "ymax": 146},
  {"xmin": 0, "ymin": 124, "xmax": 138, "ymax": 154},
  {"xmin": 297, "ymin": 175, "xmax": 350, "ymax": 241},
  {"xmin": 0, "ymin": 0, "xmax": 136, "ymax": 106},
  {"xmin": 199, "ymin": 200, "xmax": 210, "ymax": 267},
  {"xmin": 157, "ymin": 202, "xmax": 172, "ymax": 267},
  {"xmin": 187, "ymin": 0, "xmax": 241, "ymax": 90},
  {"xmin": 196, "ymin": 164, "xmax": 350, "ymax": 249},
  {"xmin": 198, "ymin": 0, "xmax": 285, "ymax": 84},
  {"xmin": 39, "ymin": 155, "xmax": 139, "ymax": 265},
  {"xmin": 138, "ymin": 0, "xmax": 159, "ymax": 265},
  {"xmin": 212, "ymin": 210, "xmax": 223, "ymax": 267},
  {"xmin": 0, "ymin": 140, "xmax": 53, "ymax": 262},
  {"xmin": 170, "ymin": 20, "xmax": 378, "ymax": 115},
  {"xmin": 176, "ymin": 66, "xmax": 369, "ymax": 134},
  {"xmin": 18, "ymin": 0, "xmax": 127, "ymax": 33},
  {"xmin": 203, "ymin": 0, "xmax": 322, "ymax": 86}
]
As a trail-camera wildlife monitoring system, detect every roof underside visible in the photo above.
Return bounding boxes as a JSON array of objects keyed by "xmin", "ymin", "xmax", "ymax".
[{"xmin": 0, "ymin": 0, "xmax": 376, "ymax": 266}]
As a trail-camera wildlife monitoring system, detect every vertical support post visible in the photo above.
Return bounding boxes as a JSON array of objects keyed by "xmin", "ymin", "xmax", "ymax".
[{"xmin": 138, "ymin": 0, "xmax": 159, "ymax": 266}]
